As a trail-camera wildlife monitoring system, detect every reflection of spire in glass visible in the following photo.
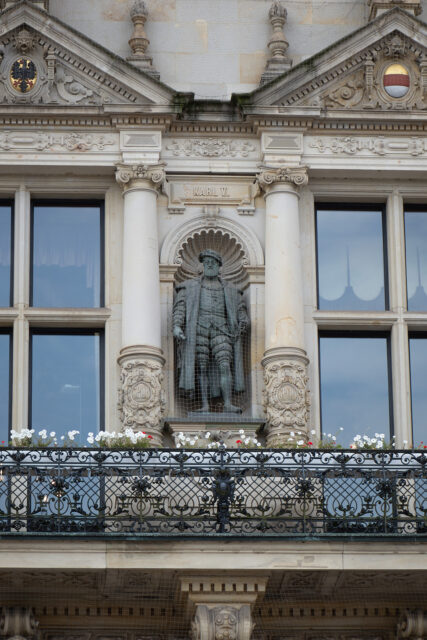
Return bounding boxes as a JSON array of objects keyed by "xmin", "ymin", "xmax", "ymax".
[
  {"xmin": 319, "ymin": 245, "xmax": 384, "ymax": 311},
  {"xmin": 408, "ymin": 246, "xmax": 427, "ymax": 310}
]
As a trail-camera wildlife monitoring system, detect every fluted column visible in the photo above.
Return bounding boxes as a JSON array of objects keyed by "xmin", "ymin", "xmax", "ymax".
[
  {"xmin": 115, "ymin": 164, "xmax": 166, "ymax": 445},
  {"xmin": 256, "ymin": 166, "xmax": 310, "ymax": 446}
]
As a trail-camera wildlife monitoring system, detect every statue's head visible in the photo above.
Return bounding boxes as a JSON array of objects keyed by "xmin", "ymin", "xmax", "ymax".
[{"xmin": 199, "ymin": 249, "xmax": 222, "ymax": 278}]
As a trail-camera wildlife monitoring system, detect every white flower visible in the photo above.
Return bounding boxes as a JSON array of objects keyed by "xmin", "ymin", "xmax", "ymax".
[
  {"xmin": 311, "ymin": 430, "xmax": 316, "ymax": 435},
  {"xmin": 297, "ymin": 440, "xmax": 304, "ymax": 445},
  {"xmin": 38, "ymin": 429, "xmax": 47, "ymax": 438},
  {"xmin": 290, "ymin": 431, "xmax": 295, "ymax": 437},
  {"xmin": 339, "ymin": 427, "xmax": 344, "ymax": 431}
]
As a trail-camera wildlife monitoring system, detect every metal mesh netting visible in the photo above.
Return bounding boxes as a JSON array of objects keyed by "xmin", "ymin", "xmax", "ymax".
[{"xmin": 0, "ymin": 569, "xmax": 426, "ymax": 639}]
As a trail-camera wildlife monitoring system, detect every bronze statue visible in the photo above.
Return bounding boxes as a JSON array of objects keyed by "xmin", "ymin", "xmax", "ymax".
[{"xmin": 173, "ymin": 249, "xmax": 249, "ymax": 414}]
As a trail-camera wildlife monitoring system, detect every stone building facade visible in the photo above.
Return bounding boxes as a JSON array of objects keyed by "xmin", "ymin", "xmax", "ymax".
[{"xmin": 0, "ymin": 0, "xmax": 427, "ymax": 639}]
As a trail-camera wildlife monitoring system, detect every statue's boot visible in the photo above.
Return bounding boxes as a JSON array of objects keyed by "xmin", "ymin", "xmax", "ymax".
[
  {"xmin": 193, "ymin": 405, "xmax": 210, "ymax": 413},
  {"xmin": 223, "ymin": 403, "xmax": 242, "ymax": 414}
]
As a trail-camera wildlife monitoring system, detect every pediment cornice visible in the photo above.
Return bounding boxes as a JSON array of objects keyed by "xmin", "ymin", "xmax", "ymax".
[
  {"xmin": 248, "ymin": 7, "xmax": 427, "ymax": 113},
  {"xmin": 0, "ymin": 0, "xmax": 175, "ymax": 109}
]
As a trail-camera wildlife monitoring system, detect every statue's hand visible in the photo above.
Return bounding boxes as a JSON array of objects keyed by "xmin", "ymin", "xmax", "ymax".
[{"xmin": 173, "ymin": 326, "xmax": 186, "ymax": 341}]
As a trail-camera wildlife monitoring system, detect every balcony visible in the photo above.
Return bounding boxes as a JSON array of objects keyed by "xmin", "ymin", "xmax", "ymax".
[{"xmin": 0, "ymin": 447, "xmax": 426, "ymax": 538}]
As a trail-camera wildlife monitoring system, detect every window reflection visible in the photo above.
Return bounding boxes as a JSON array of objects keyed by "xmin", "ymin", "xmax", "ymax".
[
  {"xmin": 316, "ymin": 207, "xmax": 386, "ymax": 311},
  {"xmin": 31, "ymin": 332, "xmax": 102, "ymax": 441},
  {"xmin": 405, "ymin": 210, "xmax": 427, "ymax": 311},
  {"xmin": 0, "ymin": 333, "xmax": 10, "ymax": 444},
  {"xmin": 0, "ymin": 205, "xmax": 12, "ymax": 307},
  {"xmin": 32, "ymin": 203, "xmax": 102, "ymax": 308},
  {"xmin": 409, "ymin": 337, "xmax": 427, "ymax": 445},
  {"xmin": 319, "ymin": 335, "xmax": 391, "ymax": 445}
]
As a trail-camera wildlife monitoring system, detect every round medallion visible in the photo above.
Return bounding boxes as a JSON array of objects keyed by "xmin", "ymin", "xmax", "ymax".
[
  {"xmin": 10, "ymin": 57, "xmax": 37, "ymax": 93},
  {"xmin": 130, "ymin": 381, "xmax": 152, "ymax": 405},
  {"xmin": 383, "ymin": 63, "xmax": 409, "ymax": 98}
]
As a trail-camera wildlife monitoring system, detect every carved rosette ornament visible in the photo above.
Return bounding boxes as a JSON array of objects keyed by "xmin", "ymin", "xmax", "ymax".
[
  {"xmin": 0, "ymin": 607, "xmax": 39, "ymax": 640},
  {"xmin": 191, "ymin": 605, "xmax": 253, "ymax": 640},
  {"xmin": 262, "ymin": 359, "xmax": 310, "ymax": 446},
  {"xmin": 118, "ymin": 359, "xmax": 165, "ymax": 444},
  {"xmin": 115, "ymin": 163, "xmax": 166, "ymax": 194},
  {"xmin": 256, "ymin": 166, "xmax": 309, "ymax": 193}
]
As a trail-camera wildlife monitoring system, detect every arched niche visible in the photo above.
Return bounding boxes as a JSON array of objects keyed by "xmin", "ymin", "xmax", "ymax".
[{"xmin": 160, "ymin": 212, "xmax": 264, "ymax": 420}]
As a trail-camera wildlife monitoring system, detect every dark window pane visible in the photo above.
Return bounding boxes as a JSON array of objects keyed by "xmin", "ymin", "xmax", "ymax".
[
  {"xmin": 317, "ymin": 208, "xmax": 386, "ymax": 310},
  {"xmin": 0, "ymin": 334, "xmax": 10, "ymax": 443},
  {"xmin": 405, "ymin": 211, "xmax": 427, "ymax": 311},
  {"xmin": 0, "ymin": 205, "xmax": 12, "ymax": 307},
  {"xmin": 32, "ymin": 204, "xmax": 102, "ymax": 307},
  {"xmin": 31, "ymin": 333, "xmax": 101, "ymax": 442},
  {"xmin": 409, "ymin": 337, "xmax": 427, "ymax": 445},
  {"xmin": 319, "ymin": 336, "xmax": 391, "ymax": 445}
]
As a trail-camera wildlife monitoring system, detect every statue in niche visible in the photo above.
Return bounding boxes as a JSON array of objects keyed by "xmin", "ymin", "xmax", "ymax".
[{"xmin": 173, "ymin": 249, "xmax": 249, "ymax": 414}]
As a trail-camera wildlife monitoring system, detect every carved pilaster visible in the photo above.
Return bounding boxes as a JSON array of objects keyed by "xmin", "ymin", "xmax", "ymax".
[
  {"xmin": 0, "ymin": 607, "xmax": 39, "ymax": 640},
  {"xmin": 397, "ymin": 610, "xmax": 427, "ymax": 639},
  {"xmin": 115, "ymin": 163, "xmax": 166, "ymax": 194},
  {"xmin": 118, "ymin": 349, "xmax": 166, "ymax": 446},
  {"xmin": 262, "ymin": 351, "xmax": 310, "ymax": 446},
  {"xmin": 127, "ymin": 0, "xmax": 160, "ymax": 80},
  {"xmin": 256, "ymin": 165, "xmax": 309, "ymax": 194},
  {"xmin": 181, "ymin": 575, "xmax": 268, "ymax": 640},
  {"xmin": 260, "ymin": 1, "xmax": 291, "ymax": 85},
  {"xmin": 368, "ymin": 0, "xmax": 422, "ymax": 20}
]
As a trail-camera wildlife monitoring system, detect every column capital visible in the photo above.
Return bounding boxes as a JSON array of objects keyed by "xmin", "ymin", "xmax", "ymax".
[
  {"xmin": 115, "ymin": 162, "xmax": 166, "ymax": 194},
  {"xmin": 397, "ymin": 610, "xmax": 427, "ymax": 639},
  {"xmin": 256, "ymin": 165, "xmax": 308, "ymax": 195}
]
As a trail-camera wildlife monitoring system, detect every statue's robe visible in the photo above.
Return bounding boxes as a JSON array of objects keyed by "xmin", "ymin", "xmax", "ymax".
[{"xmin": 173, "ymin": 277, "xmax": 247, "ymax": 397}]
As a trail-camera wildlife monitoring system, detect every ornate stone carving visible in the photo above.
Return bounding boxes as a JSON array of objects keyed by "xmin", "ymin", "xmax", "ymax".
[
  {"xmin": 115, "ymin": 163, "xmax": 166, "ymax": 192},
  {"xmin": 0, "ymin": 607, "xmax": 39, "ymax": 640},
  {"xmin": 260, "ymin": 0, "xmax": 291, "ymax": 85},
  {"xmin": 0, "ymin": 130, "xmax": 115, "ymax": 152},
  {"xmin": 322, "ymin": 71, "xmax": 365, "ymax": 109},
  {"xmin": 368, "ymin": 0, "xmax": 422, "ymax": 21},
  {"xmin": 191, "ymin": 605, "xmax": 253, "ymax": 640},
  {"xmin": 397, "ymin": 610, "xmax": 427, "ymax": 639},
  {"xmin": 118, "ymin": 359, "xmax": 165, "ymax": 438},
  {"xmin": 262, "ymin": 359, "xmax": 310, "ymax": 444},
  {"xmin": 308, "ymin": 135, "xmax": 426, "ymax": 156},
  {"xmin": 13, "ymin": 27, "xmax": 36, "ymax": 54},
  {"xmin": 256, "ymin": 166, "xmax": 309, "ymax": 192},
  {"xmin": 166, "ymin": 139, "xmax": 257, "ymax": 159},
  {"xmin": 127, "ymin": 0, "xmax": 159, "ymax": 80}
]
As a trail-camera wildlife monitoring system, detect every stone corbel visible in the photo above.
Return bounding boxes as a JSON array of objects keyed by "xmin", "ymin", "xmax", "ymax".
[
  {"xmin": 115, "ymin": 163, "xmax": 166, "ymax": 194},
  {"xmin": 397, "ymin": 610, "xmax": 427, "ymax": 639},
  {"xmin": 0, "ymin": 607, "xmax": 39, "ymax": 640},
  {"xmin": 180, "ymin": 575, "xmax": 269, "ymax": 640},
  {"xmin": 256, "ymin": 165, "xmax": 309, "ymax": 194}
]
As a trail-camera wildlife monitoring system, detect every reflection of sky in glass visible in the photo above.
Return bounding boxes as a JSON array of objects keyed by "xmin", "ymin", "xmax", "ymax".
[
  {"xmin": 410, "ymin": 338, "xmax": 427, "ymax": 445},
  {"xmin": 0, "ymin": 335, "xmax": 10, "ymax": 443},
  {"xmin": 0, "ymin": 206, "xmax": 11, "ymax": 307},
  {"xmin": 320, "ymin": 337, "xmax": 391, "ymax": 445},
  {"xmin": 32, "ymin": 205, "xmax": 101, "ymax": 308},
  {"xmin": 31, "ymin": 333, "xmax": 101, "ymax": 441},
  {"xmin": 405, "ymin": 212, "xmax": 427, "ymax": 310},
  {"xmin": 317, "ymin": 209, "xmax": 385, "ymax": 310}
]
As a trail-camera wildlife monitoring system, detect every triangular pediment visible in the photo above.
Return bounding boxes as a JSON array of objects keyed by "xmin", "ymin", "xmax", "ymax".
[
  {"xmin": 0, "ymin": 0, "xmax": 175, "ymax": 109},
  {"xmin": 250, "ymin": 8, "xmax": 427, "ymax": 112}
]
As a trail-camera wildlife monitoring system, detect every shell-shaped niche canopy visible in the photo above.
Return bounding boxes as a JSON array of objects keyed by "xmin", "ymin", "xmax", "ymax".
[{"xmin": 175, "ymin": 229, "xmax": 249, "ymax": 286}]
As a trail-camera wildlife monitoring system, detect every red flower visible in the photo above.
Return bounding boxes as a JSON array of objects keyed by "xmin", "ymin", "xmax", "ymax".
[
  {"xmin": 142, "ymin": 432, "xmax": 146, "ymax": 435},
  {"xmin": 236, "ymin": 440, "xmax": 242, "ymax": 444},
  {"xmin": 308, "ymin": 442, "xmax": 313, "ymax": 445},
  {"xmin": 424, "ymin": 445, "xmax": 427, "ymax": 449},
  {"xmin": 148, "ymin": 435, "xmax": 153, "ymax": 439}
]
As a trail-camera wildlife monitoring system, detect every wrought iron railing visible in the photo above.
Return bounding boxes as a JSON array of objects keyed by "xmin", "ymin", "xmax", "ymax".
[{"xmin": 0, "ymin": 447, "xmax": 426, "ymax": 538}]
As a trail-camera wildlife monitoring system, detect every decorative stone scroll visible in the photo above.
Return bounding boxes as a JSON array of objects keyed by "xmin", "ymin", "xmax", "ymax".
[
  {"xmin": 397, "ymin": 610, "xmax": 427, "ymax": 639},
  {"xmin": 262, "ymin": 358, "xmax": 310, "ymax": 446},
  {"xmin": 115, "ymin": 163, "xmax": 166, "ymax": 193},
  {"xmin": 0, "ymin": 607, "xmax": 39, "ymax": 640},
  {"xmin": 118, "ymin": 359, "xmax": 165, "ymax": 444},
  {"xmin": 256, "ymin": 166, "xmax": 309, "ymax": 192}
]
